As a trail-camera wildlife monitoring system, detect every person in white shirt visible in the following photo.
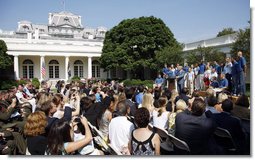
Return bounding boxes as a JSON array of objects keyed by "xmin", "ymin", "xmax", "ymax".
[
  {"xmin": 187, "ymin": 67, "xmax": 195, "ymax": 95},
  {"xmin": 209, "ymin": 68, "xmax": 218, "ymax": 81},
  {"xmin": 15, "ymin": 84, "xmax": 36, "ymax": 112},
  {"xmin": 108, "ymin": 100, "xmax": 135, "ymax": 154},
  {"xmin": 152, "ymin": 96, "xmax": 170, "ymax": 130}
]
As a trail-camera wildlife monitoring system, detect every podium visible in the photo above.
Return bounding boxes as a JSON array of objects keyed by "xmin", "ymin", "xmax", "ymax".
[{"xmin": 167, "ymin": 77, "xmax": 176, "ymax": 92}]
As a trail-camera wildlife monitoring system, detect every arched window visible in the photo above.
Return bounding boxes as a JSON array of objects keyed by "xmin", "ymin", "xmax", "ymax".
[
  {"xmin": 92, "ymin": 60, "xmax": 101, "ymax": 78},
  {"xmin": 22, "ymin": 59, "xmax": 34, "ymax": 79},
  {"xmin": 49, "ymin": 60, "xmax": 59, "ymax": 78},
  {"xmin": 74, "ymin": 60, "xmax": 83, "ymax": 78}
]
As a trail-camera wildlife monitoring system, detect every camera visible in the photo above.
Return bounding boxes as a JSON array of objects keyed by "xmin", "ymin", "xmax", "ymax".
[{"xmin": 74, "ymin": 117, "xmax": 81, "ymax": 123}]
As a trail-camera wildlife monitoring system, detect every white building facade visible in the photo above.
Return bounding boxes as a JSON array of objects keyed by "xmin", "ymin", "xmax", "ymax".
[{"xmin": 0, "ymin": 11, "xmax": 108, "ymax": 82}]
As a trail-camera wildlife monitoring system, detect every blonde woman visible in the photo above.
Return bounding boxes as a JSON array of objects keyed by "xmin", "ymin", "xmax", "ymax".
[
  {"xmin": 215, "ymin": 92, "xmax": 228, "ymax": 112},
  {"xmin": 141, "ymin": 92, "xmax": 154, "ymax": 114},
  {"xmin": 168, "ymin": 99, "xmax": 188, "ymax": 135}
]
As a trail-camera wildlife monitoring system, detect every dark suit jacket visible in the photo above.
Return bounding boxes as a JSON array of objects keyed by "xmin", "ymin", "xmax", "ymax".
[
  {"xmin": 231, "ymin": 105, "xmax": 250, "ymax": 120},
  {"xmin": 177, "ymin": 70, "xmax": 185, "ymax": 85},
  {"xmin": 175, "ymin": 112, "xmax": 217, "ymax": 154},
  {"xmin": 27, "ymin": 134, "xmax": 47, "ymax": 155},
  {"xmin": 210, "ymin": 112, "xmax": 246, "ymax": 152}
]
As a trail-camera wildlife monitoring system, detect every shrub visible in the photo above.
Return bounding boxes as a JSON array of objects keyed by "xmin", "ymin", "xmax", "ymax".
[
  {"xmin": 0, "ymin": 80, "xmax": 18, "ymax": 90},
  {"xmin": 71, "ymin": 76, "xmax": 81, "ymax": 82},
  {"xmin": 32, "ymin": 78, "xmax": 40, "ymax": 89},
  {"xmin": 17, "ymin": 79, "xmax": 27, "ymax": 85},
  {"xmin": 122, "ymin": 79, "xmax": 153, "ymax": 89}
]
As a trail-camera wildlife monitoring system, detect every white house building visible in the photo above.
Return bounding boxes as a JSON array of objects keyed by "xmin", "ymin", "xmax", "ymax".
[{"xmin": 0, "ymin": 11, "xmax": 108, "ymax": 82}]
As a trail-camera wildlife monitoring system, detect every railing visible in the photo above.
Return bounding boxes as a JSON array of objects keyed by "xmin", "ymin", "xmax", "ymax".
[{"xmin": 183, "ymin": 33, "xmax": 237, "ymax": 51}]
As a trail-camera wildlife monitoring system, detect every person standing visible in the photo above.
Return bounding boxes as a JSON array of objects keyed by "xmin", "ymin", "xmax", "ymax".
[
  {"xmin": 162, "ymin": 64, "xmax": 169, "ymax": 89},
  {"xmin": 198, "ymin": 61, "xmax": 206, "ymax": 90},
  {"xmin": 223, "ymin": 57, "xmax": 233, "ymax": 92},
  {"xmin": 194, "ymin": 63, "xmax": 200, "ymax": 91},
  {"xmin": 237, "ymin": 51, "xmax": 247, "ymax": 95},
  {"xmin": 187, "ymin": 68, "xmax": 195, "ymax": 95},
  {"xmin": 176, "ymin": 66, "xmax": 185, "ymax": 94}
]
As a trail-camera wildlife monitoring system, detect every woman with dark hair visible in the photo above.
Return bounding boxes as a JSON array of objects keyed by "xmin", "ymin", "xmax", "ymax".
[
  {"xmin": 80, "ymin": 96, "xmax": 101, "ymax": 128},
  {"xmin": 128, "ymin": 107, "xmax": 160, "ymax": 155},
  {"xmin": 98, "ymin": 96, "xmax": 116, "ymax": 140},
  {"xmin": 47, "ymin": 116, "xmax": 92, "ymax": 155},
  {"xmin": 24, "ymin": 111, "xmax": 47, "ymax": 155},
  {"xmin": 40, "ymin": 99, "xmax": 72, "ymax": 136},
  {"xmin": 152, "ymin": 96, "xmax": 170, "ymax": 130},
  {"xmin": 231, "ymin": 95, "xmax": 250, "ymax": 120}
]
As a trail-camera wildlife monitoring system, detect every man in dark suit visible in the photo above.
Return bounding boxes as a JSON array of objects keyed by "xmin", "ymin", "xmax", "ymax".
[
  {"xmin": 176, "ymin": 66, "xmax": 186, "ymax": 94},
  {"xmin": 175, "ymin": 98, "xmax": 217, "ymax": 154},
  {"xmin": 209, "ymin": 99, "xmax": 246, "ymax": 154}
]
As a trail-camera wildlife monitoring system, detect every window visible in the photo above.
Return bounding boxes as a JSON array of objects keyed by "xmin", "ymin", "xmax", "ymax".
[
  {"xmin": 22, "ymin": 59, "xmax": 34, "ymax": 79},
  {"xmin": 92, "ymin": 60, "xmax": 101, "ymax": 78},
  {"xmin": 49, "ymin": 60, "xmax": 59, "ymax": 79},
  {"xmin": 74, "ymin": 60, "xmax": 83, "ymax": 78},
  {"xmin": 112, "ymin": 68, "xmax": 117, "ymax": 78}
]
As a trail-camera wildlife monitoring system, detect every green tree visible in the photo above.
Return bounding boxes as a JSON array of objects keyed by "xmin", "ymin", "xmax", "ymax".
[
  {"xmin": 217, "ymin": 28, "xmax": 236, "ymax": 37},
  {"xmin": 185, "ymin": 46, "xmax": 226, "ymax": 65},
  {"xmin": 231, "ymin": 27, "xmax": 250, "ymax": 65},
  {"xmin": 0, "ymin": 40, "xmax": 13, "ymax": 69},
  {"xmin": 100, "ymin": 16, "xmax": 181, "ymax": 79},
  {"xmin": 156, "ymin": 43, "xmax": 183, "ymax": 68}
]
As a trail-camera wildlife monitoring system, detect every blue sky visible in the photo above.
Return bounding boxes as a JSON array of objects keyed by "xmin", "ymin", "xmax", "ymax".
[{"xmin": 0, "ymin": 0, "xmax": 250, "ymax": 43}]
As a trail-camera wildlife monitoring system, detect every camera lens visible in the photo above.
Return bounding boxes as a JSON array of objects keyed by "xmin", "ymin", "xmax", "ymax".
[{"xmin": 74, "ymin": 117, "xmax": 81, "ymax": 123}]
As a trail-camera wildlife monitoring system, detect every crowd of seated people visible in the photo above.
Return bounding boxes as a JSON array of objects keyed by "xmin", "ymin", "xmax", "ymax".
[{"xmin": 0, "ymin": 76, "xmax": 250, "ymax": 155}]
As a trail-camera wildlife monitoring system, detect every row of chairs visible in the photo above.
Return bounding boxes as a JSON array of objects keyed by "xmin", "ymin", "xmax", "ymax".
[
  {"xmin": 149, "ymin": 123, "xmax": 239, "ymax": 155},
  {"xmin": 148, "ymin": 124, "xmax": 190, "ymax": 155}
]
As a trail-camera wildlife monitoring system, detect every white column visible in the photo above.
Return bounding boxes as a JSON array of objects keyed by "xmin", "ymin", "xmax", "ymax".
[
  {"xmin": 65, "ymin": 56, "xmax": 69, "ymax": 81},
  {"xmin": 14, "ymin": 55, "xmax": 19, "ymax": 80},
  {"xmin": 40, "ymin": 56, "xmax": 45, "ymax": 81},
  {"xmin": 27, "ymin": 32, "xmax": 32, "ymax": 43},
  {"xmin": 87, "ymin": 56, "xmax": 92, "ymax": 79}
]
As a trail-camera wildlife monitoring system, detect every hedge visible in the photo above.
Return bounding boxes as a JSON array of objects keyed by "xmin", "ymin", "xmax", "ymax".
[{"xmin": 122, "ymin": 79, "xmax": 153, "ymax": 89}]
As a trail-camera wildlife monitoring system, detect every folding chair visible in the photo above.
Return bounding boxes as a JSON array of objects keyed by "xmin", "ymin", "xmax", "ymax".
[
  {"xmin": 213, "ymin": 127, "xmax": 237, "ymax": 154},
  {"xmin": 168, "ymin": 133, "xmax": 190, "ymax": 153},
  {"xmin": 153, "ymin": 126, "xmax": 174, "ymax": 153},
  {"xmin": 87, "ymin": 122, "xmax": 122, "ymax": 155},
  {"xmin": 107, "ymin": 143, "xmax": 123, "ymax": 155}
]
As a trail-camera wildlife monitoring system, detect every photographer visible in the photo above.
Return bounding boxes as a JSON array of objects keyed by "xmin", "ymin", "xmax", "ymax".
[
  {"xmin": 40, "ymin": 96, "xmax": 72, "ymax": 136},
  {"xmin": 47, "ymin": 116, "xmax": 92, "ymax": 155},
  {"xmin": 72, "ymin": 116, "xmax": 103, "ymax": 155}
]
